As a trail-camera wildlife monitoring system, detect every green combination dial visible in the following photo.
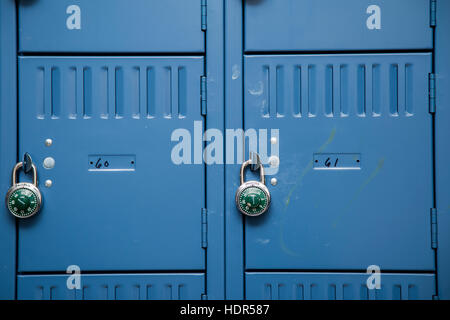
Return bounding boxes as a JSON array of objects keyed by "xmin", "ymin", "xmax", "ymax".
[
  {"xmin": 5, "ymin": 162, "xmax": 42, "ymax": 219},
  {"xmin": 7, "ymin": 187, "xmax": 39, "ymax": 218},
  {"xmin": 236, "ymin": 159, "xmax": 271, "ymax": 216},
  {"xmin": 238, "ymin": 186, "xmax": 269, "ymax": 216}
]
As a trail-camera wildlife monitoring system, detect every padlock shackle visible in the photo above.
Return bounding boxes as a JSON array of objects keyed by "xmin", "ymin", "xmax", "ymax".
[
  {"xmin": 12, "ymin": 162, "xmax": 38, "ymax": 186},
  {"xmin": 240, "ymin": 160, "xmax": 265, "ymax": 185}
]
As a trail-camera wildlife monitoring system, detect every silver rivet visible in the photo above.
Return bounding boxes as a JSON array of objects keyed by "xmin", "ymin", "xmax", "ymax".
[
  {"xmin": 43, "ymin": 157, "xmax": 55, "ymax": 169},
  {"xmin": 269, "ymin": 155, "xmax": 280, "ymax": 168},
  {"xmin": 270, "ymin": 137, "xmax": 277, "ymax": 145},
  {"xmin": 45, "ymin": 180, "xmax": 52, "ymax": 188},
  {"xmin": 271, "ymin": 178, "xmax": 278, "ymax": 186},
  {"xmin": 45, "ymin": 139, "xmax": 53, "ymax": 147}
]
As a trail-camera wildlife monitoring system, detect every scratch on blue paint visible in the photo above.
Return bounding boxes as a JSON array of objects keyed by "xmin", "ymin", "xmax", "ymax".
[{"xmin": 279, "ymin": 127, "xmax": 336, "ymax": 257}]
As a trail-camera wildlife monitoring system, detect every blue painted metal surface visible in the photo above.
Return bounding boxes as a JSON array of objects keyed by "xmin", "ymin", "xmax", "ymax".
[
  {"xmin": 1, "ymin": 0, "xmax": 449, "ymax": 300},
  {"xmin": 18, "ymin": 56, "xmax": 205, "ymax": 271},
  {"xmin": 225, "ymin": 0, "xmax": 245, "ymax": 300},
  {"xmin": 0, "ymin": 0, "xmax": 17, "ymax": 300},
  {"xmin": 245, "ymin": 0, "xmax": 433, "ymax": 52},
  {"xmin": 18, "ymin": 273, "xmax": 204, "ymax": 300},
  {"xmin": 244, "ymin": 54, "xmax": 434, "ymax": 270},
  {"xmin": 204, "ymin": 0, "xmax": 226, "ymax": 300},
  {"xmin": 436, "ymin": 0, "xmax": 450, "ymax": 300},
  {"xmin": 246, "ymin": 273, "xmax": 436, "ymax": 300},
  {"xmin": 18, "ymin": 0, "xmax": 204, "ymax": 53}
]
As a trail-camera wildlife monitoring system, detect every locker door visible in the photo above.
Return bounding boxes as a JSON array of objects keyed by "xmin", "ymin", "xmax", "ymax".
[
  {"xmin": 19, "ymin": 0, "xmax": 204, "ymax": 53},
  {"xmin": 18, "ymin": 56, "xmax": 205, "ymax": 272},
  {"xmin": 245, "ymin": 0, "xmax": 433, "ymax": 51},
  {"xmin": 244, "ymin": 54, "xmax": 435, "ymax": 271},
  {"xmin": 18, "ymin": 274, "xmax": 205, "ymax": 300}
]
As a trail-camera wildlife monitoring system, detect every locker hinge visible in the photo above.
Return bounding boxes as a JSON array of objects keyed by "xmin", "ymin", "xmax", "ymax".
[
  {"xmin": 201, "ymin": 0, "xmax": 207, "ymax": 31},
  {"xmin": 429, "ymin": 73, "xmax": 436, "ymax": 114},
  {"xmin": 430, "ymin": 0, "xmax": 437, "ymax": 27},
  {"xmin": 201, "ymin": 293, "xmax": 208, "ymax": 300},
  {"xmin": 201, "ymin": 76, "xmax": 207, "ymax": 116},
  {"xmin": 431, "ymin": 208, "xmax": 438, "ymax": 249},
  {"xmin": 201, "ymin": 208, "xmax": 208, "ymax": 248}
]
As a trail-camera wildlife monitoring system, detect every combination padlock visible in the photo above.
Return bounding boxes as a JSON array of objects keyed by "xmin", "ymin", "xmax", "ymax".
[
  {"xmin": 235, "ymin": 160, "xmax": 271, "ymax": 216},
  {"xmin": 5, "ymin": 162, "xmax": 42, "ymax": 219}
]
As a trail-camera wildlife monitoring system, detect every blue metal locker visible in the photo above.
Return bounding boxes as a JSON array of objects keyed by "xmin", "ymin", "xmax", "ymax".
[
  {"xmin": 1, "ymin": 0, "xmax": 450, "ymax": 301},
  {"xmin": 245, "ymin": 0, "xmax": 433, "ymax": 51},
  {"xmin": 224, "ymin": 0, "xmax": 444, "ymax": 300},
  {"xmin": 243, "ymin": 54, "xmax": 434, "ymax": 271},
  {"xmin": 246, "ymin": 273, "xmax": 436, "ymax": 300},
  {"xmin": 1, "ymin": 0, "xmax": 220, "ymax": 300},
  {"xmin": 18, "ymin": 57, "xmax": 205, "ymax": 272}
]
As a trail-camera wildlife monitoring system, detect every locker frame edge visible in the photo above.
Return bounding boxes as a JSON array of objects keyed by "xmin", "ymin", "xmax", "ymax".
[
  {"xmin": 205, "ymin": 0, "xmax": 226, "ymax": 300},
  {"xmin": 435, "ymin": 0, "xmax": 450, "ymax": 300},
  {"xmin": 0, "ymin": 0, "xmax": 18, "ymax": 300}
]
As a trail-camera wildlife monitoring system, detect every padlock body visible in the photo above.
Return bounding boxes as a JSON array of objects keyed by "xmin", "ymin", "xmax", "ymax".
[
  {"xmin": 5, "ymin": 182, "xmax": 42, "ymax": 219},
  {"xmin": 235, "ymin": 181, "xmax": 270, "ymax": 216}
]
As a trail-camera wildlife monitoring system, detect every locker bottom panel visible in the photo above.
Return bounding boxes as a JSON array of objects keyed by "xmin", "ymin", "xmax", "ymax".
[
  {"xmin": 246, "ymin": 272, "xmax": 436, "ymax": 300},
  {"xmin": 18, "ymin": 273, "xmax": 205, "ymax": 300}
]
